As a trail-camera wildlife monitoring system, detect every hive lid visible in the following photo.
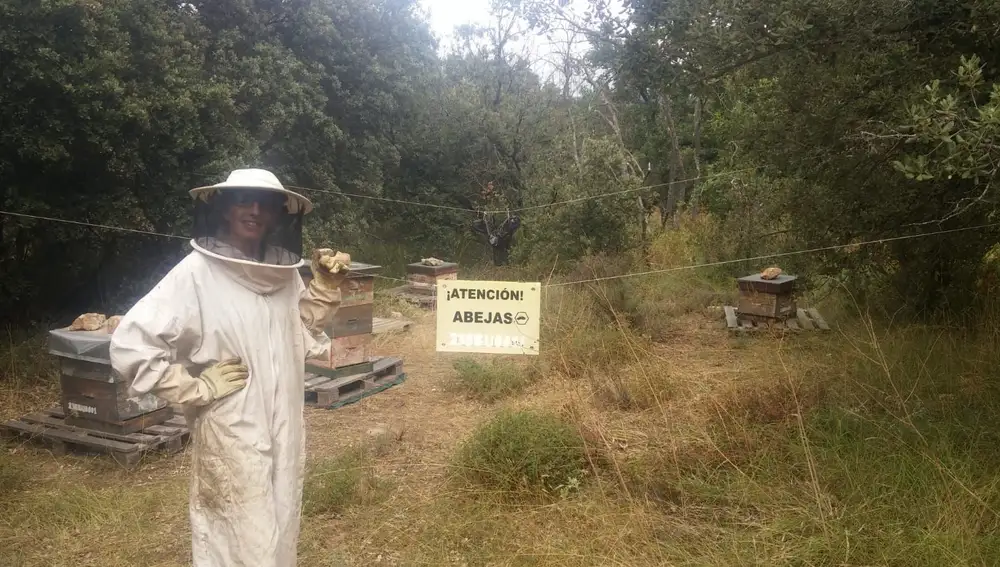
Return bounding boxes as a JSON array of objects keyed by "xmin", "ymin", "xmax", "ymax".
[
  {"xmin": 736, "ymin": 273, "xmax": 797, "ymax": 294},
  {"xmin": 345, "ymin": 262, "xmax": 382, "ymax": 276},
  {"xmin": 406, "ymin": 261, "xmax": 459, "ymax": 276},
  {"xmin": 48, "ymin": 328, "xmax": 111, "ymax": 364}
]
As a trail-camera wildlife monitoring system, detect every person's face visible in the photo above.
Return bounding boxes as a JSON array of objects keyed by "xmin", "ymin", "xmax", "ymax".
[{"xmin": 222, "ymin": 190, "xmax": 284, "ymax": 243}]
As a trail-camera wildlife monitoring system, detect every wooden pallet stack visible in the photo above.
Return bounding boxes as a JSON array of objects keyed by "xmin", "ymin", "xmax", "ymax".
[
  {"xmin": 304, "ymin": 356, "xmax": 406, "ymax": 409},
  {"xmin": 724, "ymin": 272, "xmax": 831, "ymax": 333},
  {"xmin": 2, "ymin": 406, "xmax": 189, "ymax": 467},
  {"xmin": 0, "ymin": 322, "xmax": 191, "ymax": 466},
  {"xmin": 386, "ymin": 259, "xmax": 459, "ymax": 308},
  {"xmin": 302, "ymin": 261, "xmax": 407, "ymax": 407}
]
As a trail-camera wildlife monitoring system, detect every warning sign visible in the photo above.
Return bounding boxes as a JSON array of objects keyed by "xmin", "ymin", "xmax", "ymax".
[{"xmin": 436, "ymin": 280, "xmax": 541, "ymax": 355}]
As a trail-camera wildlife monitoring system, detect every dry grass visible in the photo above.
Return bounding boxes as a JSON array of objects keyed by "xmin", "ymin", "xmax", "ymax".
[
  {"xmin": 0, "ymin": 329, "xmax": 60, "ymax": 421},
  {"xmin": 1, "ymin": 269, "xmax": 999, "ymax": 566}
]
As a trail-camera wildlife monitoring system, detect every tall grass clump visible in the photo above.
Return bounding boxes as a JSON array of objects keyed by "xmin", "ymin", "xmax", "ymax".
[
  {"xmin": 454, "ymin": 409, "xmax": 588, "ymax": 497},
  {"xmin": 450, "ymin": 356, "xmax": 537, "ymax": 402},
  {"xmin": 303, "ymin": 447, "xmax": 391, "ymax": 516},
  {"xmin": 0, "ymin": 451, "xmax": 26, "ymax": 504},
  {"xmin": 540, "ymin": 256, "xmax": 650, "ymax": 377},
  {"xmin": 624, "ymin": 307, "xmax": 1000, "ymax": 565},
  {"xmin": 0, "ymin": 328, "xmax": 60, "ymax": 419}
]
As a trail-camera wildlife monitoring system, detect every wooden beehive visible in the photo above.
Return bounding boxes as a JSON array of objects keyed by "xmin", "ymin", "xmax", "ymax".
[
  {"xmin": 736, "ymin": 274, "xmax": 798, "ymax": 320},
  {"xmin": 405, "ymin": 261, "xmax": 459, "ymax": 296},
  {"xmin": 47, "ymin": 328, "xmax": 172, "ymax": 434},
  {"xmin": 300, "ymin": 261, "xmax": 381, "ymax": 369}
]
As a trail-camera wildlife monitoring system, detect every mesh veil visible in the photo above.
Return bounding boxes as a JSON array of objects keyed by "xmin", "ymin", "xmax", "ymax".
[{"xmin": 191, "ymin": 189, "xmax": 305, "ymax": 266}]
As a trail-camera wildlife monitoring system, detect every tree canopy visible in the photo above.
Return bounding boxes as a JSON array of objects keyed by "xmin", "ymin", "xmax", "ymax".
[{"xmin": 3, "ymin": 0, "xmax": 999, "ymax": 322}]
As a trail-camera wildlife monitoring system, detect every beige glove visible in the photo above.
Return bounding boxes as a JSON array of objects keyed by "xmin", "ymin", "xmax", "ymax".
[
  {"xmin": 300, "ymin": 249, "xmax": 348, "ymax": 335},
  {"xmin": 196, "ymin": 358, "xmax": 249, "ymax": 401},
  {"xmin": 148, "ymin": 358, "xmax": 249, "ymax": 407},
  {"xmin": 310, "ymin": 248, "xmax": 351, "ymax": 290}
]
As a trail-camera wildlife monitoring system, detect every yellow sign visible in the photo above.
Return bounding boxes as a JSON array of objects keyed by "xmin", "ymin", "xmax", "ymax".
[{"xmin": 435, "ymin": 280, "xmax": 541, "ymax": 355}]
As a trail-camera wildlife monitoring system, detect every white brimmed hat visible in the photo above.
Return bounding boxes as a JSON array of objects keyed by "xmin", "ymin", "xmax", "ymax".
[{"xmin": 189, "ymin": 168, "xmax": 314, "ymax": 215}]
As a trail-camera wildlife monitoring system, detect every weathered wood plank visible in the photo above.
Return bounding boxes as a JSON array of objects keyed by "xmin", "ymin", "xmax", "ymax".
[
  {"xmin": 2, "ymin": 419, "xmax": 140, "ymax": 453},
  {"xmin": 372, "ymin": 317, "xmax": 412, "ymax": 335},
  {"xmin": 51, "ymin": 404, "xmax": 188, "ymax": 430},
  {"xmin": 163, "ymin": 415, "xmax": 187, "ymax": 428},
  {"xmin": 310, "ymin": 374, "xmax": 368, "ymax": 394},
  {"xmin": 313, "ymin": 377, "xmax": 367, "ymax": 406},
  {"xmin": 3, "ymin": 406, "xmax": 192, "ymax": 466},
  {"xmin": 303, "ymin": 356, "xmax": 406, "ymax": 409},
  {"xmin": 724, "ymin": 306, "xmax": 739, "ymax": 329},
  {"xmin": 796, "ymin": 308, "xmax": 815, "ymax": 330},
  {"xmin": 143, "ymin": 424, "xmax": 184, "ymax": 436},
  {"xmin": 63, "ymin": 406, "xmax": 175, "ymax": 436},
  {"xmin": 304, "ymin": 374, "xmax": 330, "ymax": 388},
  {"xmin": 305, "ymin": 359, "xmax": 375, "ymax": 381},
  {"xmin": 20, "ymin": 412, "xmax": 162, "ymax": 444},
  {"xmin": 807, "ymin": 308, "xmax": 831, "ymax": 330},
  {"xmin": 372, "ymin": 356, "xmax": 402, "ymax": 374}
]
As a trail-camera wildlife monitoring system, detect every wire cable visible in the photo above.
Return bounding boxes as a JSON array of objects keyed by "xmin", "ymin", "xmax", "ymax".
[
  {"xmin": 290, "ymin": 186, "xmax": 480, "ymax": 213},
  {"xmin": 0, "ymin": 211, "xmax": 189, "ymax": 240},
  {"xmin": 546, "ymin": 222, "xmax": 1000, "ymax": 287},
  {"xmin": 507, "ymin": 168, "xmax": 758, "ymax": 213},
  {"xmin": 3, "ymin": 210, "xmax": 994, "ymax": 290},
  {"xmin": 285, "ymin": 168, "xmax": 757, "ymax": 215}
]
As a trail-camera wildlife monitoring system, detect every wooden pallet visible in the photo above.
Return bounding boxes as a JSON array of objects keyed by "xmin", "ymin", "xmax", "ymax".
[
  {"xmin": 372, "ymin": 316, "xmax": 413, "ymax": 335},
  {"xmin": 0, "ymin": 406, "xmax": 190, "ymax": 467},
  {"xmin": 304, "ymin": 356, "xmax": 405, "ymax": 409},
  {"xmin": 724, "ymin": 306, "xmax": 831, "ymax": 333}
]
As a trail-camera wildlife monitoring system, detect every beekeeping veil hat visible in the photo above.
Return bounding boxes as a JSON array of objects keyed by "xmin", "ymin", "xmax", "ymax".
[{"xmin": 188, "ymin": 169, "xmax": 313, "ymax": 268}]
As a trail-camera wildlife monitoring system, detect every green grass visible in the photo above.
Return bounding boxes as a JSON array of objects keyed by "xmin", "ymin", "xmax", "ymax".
[
  {"xmin": 0, "ymin": 451, "xmax": 26, "ymax": 504},
  {"xmin": 453, "ymin": 409, "xmax": 588, "ymax": 497},
  {"xmin": 450, "ymin": 356, "xmax": 537, "ymax": 402},
  {"xmin": 303, "ymin": 447, "xmax": 393, "ymax": 517},
  {"xmin": 615, "ymin": 310, "xmax": 1000, "ymax": 566}
]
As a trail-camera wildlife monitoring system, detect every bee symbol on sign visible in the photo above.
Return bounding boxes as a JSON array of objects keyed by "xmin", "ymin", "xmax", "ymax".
[{"xmin": 514, "ymin": 312, "xmax": 529, "ymax": 325}]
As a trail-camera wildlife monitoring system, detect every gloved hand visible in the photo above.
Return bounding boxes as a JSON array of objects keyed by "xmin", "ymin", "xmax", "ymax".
[
  {"xmin": 310, "ymin": 248, "xmax": 351, "ymax": 290},
  {"xmin": 195, "ymin": 358, "xmax": 249, "ymax": 402}
]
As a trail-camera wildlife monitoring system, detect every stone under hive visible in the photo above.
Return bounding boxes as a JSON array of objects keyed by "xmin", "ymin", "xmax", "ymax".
[
  {"xmin": 47, "ymin": 326, "xmax": 172, "ymax": 434},
  {"xmin": 301, "ymin": 261, "xmax": 381, "ymax": 370},
  {"xmin": 736, "ymin": 273, "xmax": 798, "ymax": 319}
]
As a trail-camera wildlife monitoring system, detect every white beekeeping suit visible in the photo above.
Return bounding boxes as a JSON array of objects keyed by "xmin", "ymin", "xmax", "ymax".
[{"xmin": 110, "ymin": 169, "xmax": 351, "ymax": 567}]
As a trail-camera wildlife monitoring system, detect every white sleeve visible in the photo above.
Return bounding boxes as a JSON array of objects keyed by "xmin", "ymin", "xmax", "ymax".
[
  {"xmin": 303, "ymin": 325, "xmax": 332, "ymax": 361},
  {"xmin": 296, "ymin": 272, "xmax": 338, "ymax": 362},
  {"xmin": 110, "ymin": 268, "xmax": 204, "ymax": 402}
]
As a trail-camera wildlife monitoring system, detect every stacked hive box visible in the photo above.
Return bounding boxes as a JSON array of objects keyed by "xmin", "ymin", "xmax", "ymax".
[
  {"xmin": 736, "ymin": 273, "xmax": 798, "ymax": 320},
  {"xmin": 301, "ymin": 261, "xmax": 381, "ymax": 371},
  {"xmin": 405, "ymin": 261, "xmax": 459, "ymax": 296},
  {"xmin": 48, "ymin": 328, "xmax": 172, "ymax": 434}
]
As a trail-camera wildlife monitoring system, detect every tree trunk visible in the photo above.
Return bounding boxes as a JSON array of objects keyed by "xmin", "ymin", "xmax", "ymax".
[
  {"xmin": 659, "ymin": 94, "xmax": 688, "ymax": 227},
  {"xmin": 690, "ymin": 96, "xmax": 704, "ymax": 217}
]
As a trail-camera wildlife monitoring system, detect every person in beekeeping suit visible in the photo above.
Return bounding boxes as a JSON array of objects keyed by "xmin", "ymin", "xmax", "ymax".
[{"xmin": 110, "ymin": 168, "xmax": 350, "ymax": 567}]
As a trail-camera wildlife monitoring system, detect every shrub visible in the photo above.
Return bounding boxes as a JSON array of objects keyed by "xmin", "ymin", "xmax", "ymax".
[
  {"xmin": 303, "ymin": 448, "xmax": 389, "ymax": 516},
  {"xmin": 454, "ymin": 409, "xmax": 587, "ymax": 496},
  {"xmin": 451, "ymin": 357, "xmax": 536, "ymax": 403}
]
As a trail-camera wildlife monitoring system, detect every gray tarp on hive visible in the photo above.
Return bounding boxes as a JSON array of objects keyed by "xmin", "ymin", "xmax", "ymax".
[{"xmin": 48, "ymin": 328, "xmax": 111, "ymax": 364}]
